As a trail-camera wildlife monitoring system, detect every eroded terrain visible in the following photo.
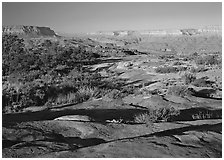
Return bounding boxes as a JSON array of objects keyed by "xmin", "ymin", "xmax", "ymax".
[{"xmin": 2, "ymin": 28, "xmax": 222, "ymax": 158}]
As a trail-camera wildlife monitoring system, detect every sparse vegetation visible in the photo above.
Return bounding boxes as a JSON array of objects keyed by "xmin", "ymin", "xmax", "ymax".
[
  {"xmin": 134, "ymin": 107, "xmax": 180, "ymax": 124},
  {"xmin": 167, "ymin": 85, "xmax": 189, "ymax": 97},
  {"xmin": 191, "ymin": 78, "xmax": 209, "ymax": 87},
  {"xmin": 76, "ymin": 86, "xmax": 99, "ymax": 102},
  {"xmin": 2, "ymin": 31, "xmax": 223, "ymax": 158},
  {"xmin": 182, "ymin": 72, "xmax": 196, "ymax": 84},
  {"xmin": 46, "ymin": 86, "xmax": 99, "ymax": 106},
  {"xmin": 155, "ymin": 66, "xmax": 187, "ymax": 73},
  {"xmin": 195, "ymin": 55, "xmax": 221, "ymax": 66},
  {"xmin": 173, "ymin": 61, "xmax": 183, "ymax": 65},
  {"xmin": 2, "ymin": 34, "xmax": 106, "ymax": 113},
  {"xmin": 49, "ymin": 92, "xmax": 77, "ymax": 106},
  {"xmin": 190, "ymin": 66, "xmax": 208, "ymax": 73},
  {"xmin": 192, "ymin": 111, "xmax": 221, "ymax": 120}
]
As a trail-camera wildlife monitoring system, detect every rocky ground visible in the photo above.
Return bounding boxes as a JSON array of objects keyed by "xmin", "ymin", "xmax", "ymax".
[{"xmin": 2, "ymin": 32, "xmax": 222, "ymax": 158}]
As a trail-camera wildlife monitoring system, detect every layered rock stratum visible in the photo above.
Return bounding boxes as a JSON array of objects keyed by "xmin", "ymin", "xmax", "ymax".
[
  {"xmin": 89, "ymin": 26, "xmax": 222, "ymax": 36},
  {"xmin": 2, "ymin": 25, "xmax": 57, "ymax": 37}
]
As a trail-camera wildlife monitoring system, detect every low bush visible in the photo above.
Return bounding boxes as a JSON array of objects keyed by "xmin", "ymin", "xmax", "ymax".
[
  {"xmin": 45, "ymin": 86, "xmax": 102, "ymax": 106},
  {"xmin": 173, "ymin": 61, "xmax": 183, "ymax": 65},
  {"xmin": 192, "ymin": 111, "xmax": 221, "ymax": 120},
  {"xmin": 190, "ymin": 66, "xmax": 208, "ymax": 73},
  {"xmin": 155, "ymin": 66, "xmax": 187, "ymax": 73},
  {"xmin": 134, "ymin": 107, "xmax": 180, "ymax": 123},
  {"xmin": 51, "ymin": 92, "xmax": 77, "ymax": 105},
  {"xmin": 195, "ymin": 55, "xmax": 221, "ymax": 66},
  {"xmin": 76, "ymin": 86, "xmax": 98, "ymax": 102},
  {"xmin": 182, "ymin": 72, "xmax": 196, "ymax": 84},
  {"xmin": 167, "ymin": 85, "xmax": 193, "ymax": 97},
  {"xmin": 134, "ymin": 112, "xmax": 154, "ymax": 124},
  {"xmin": 191, "ymin": 78, "xmax": 209, "ymax": 87},
  {"xmin": 159, "ymin": 55, "xmax": 175, "ymax": 60}
]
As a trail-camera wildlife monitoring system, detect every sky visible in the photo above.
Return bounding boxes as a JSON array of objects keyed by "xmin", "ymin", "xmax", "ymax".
[{"xmin": 2, "ymin": 2, "xmax": 222, "ymax": 34}]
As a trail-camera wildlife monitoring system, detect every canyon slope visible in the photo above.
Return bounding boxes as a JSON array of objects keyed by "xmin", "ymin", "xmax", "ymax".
[{"xmin": 2, "ymin": 25, "xmax": 58, "ymax": 37}]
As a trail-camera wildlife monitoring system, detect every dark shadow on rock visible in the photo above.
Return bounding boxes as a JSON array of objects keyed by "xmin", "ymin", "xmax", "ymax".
[
  {"xmin": 3, "ymin": 128, "xmax": 106, "ymax": 152},
  {"xmin": 2, "ymin": 140, "xmax": 23, "ymax": 149},
  {"xmin": 66, "ymin": 137, "xmax": 106, "ymax": 148},
  {"xmin": 173, "ymin": 107, "xmax": 222, "ymax": 121},
  {"xmin": 123, "ymin": 79, "xmax": 143, "ymax": 86},
  {"xmin": 78, "ymin": 58, "xmax": 123, "ymax": 65},
  {"xmin": 3, "ymin": 104, "xmax": 222, "ymax": 128},
  {"xmin": 47, "ymin": 102, "xmax": 79, "ymax": 110},
  {"xmin": 2, "ymin": 108, "xmax": 146, "ymax": 127},
  {"xmin": 150, "ymin": 123, "xmax": 222, "ymax": 137},
  {"xmin": 192, "ymin": 89, "xmax": 222, "ymax": 100},
  {"xmin": 107, "ymin": 122, "xmax": 222, "ymax": 143},
  {"xmin": 3, "ymin": 119, "xmax": 221, "ymax": 157}
]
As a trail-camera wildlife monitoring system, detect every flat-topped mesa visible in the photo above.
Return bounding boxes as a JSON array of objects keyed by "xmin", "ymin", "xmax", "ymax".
[
  {"xmin": 2, "ymin": 25, "xmax": 58, "ymax": 37},
  {"xmin": 89, "ymin": 26, "xmax": 222, "ymax": 36},
  {"xmin": 139, "ymin": 29, "xmax": 182, "ymax": 36}
]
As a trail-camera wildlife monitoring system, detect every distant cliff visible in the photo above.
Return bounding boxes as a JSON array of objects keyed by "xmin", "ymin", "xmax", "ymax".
[
  {"xmin": 2, "ymin": 25, "xmax": 58, "ymax": 37},
  {"xmin": 89, "ymin": 26, "xmax": 222, "ymax": 36}
]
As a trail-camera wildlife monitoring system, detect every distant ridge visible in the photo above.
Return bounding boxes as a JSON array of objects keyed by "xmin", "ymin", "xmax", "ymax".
[
  {"xmin": 88, "ymin": 26, "xmax": 222, "ymax": 36},
  {"xmin": 2, "ymin": 25, "xmax": 58, "ymax": 37}
]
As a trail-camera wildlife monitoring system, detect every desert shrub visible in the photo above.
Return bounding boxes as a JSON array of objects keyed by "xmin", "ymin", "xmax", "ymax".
[
  {"xmin": 2, "ymin": 71, "xmax": 106, "ymax": 112},
  {"xmin": 182, "ymin": 72, "xmax": 196, "ymax": 84},
  {"xmin": 191, "ymin": 52, "xmax": 199, "ymax": 57},
  {"xmin": 155, "ymin": 66, "xmax": 176, "ymax": 73},
  {"xmin": 178, "ymin": 66, "xmax": 188, "ymax": 71},
  {"xmin": 2, "ymin": 34, "xmax": 26, "ymax": 75},
  {"xmin": 134, "ymin": 107, "xmax": 180, "ymax": 123},
  {"xmin": 50, "ymin": 92, "xmax": 77, "ymax": 105},
  {"xmin": 46, "ymin": 86, "xmax": 102, "ymax": 106},
  {"xmin": 134, "ymin": 112, "xmax": 154, "ymax": 124},
  {"xmin": 76, "ymin": 86, "xmax": 98, "ymax": 102},
  {"xmin": 191, "ymin": 111, "xmax": 221, "ymax": 120},
  {"xmin": 180, "ymin": 52, "xmax": 200, "ymax": 62},
  {"xmin": 153, "ymin": 107, "xmax": 180, "ymax": 122},
  {"xmin": 2, "ymin": 81, "xmax": 47, "ymax": 113},
  {"xmin": 159, "ymin": 55, "xmax": 175, "ymax": 60},
  {"xmin": 191, "ymin": 78, "xmax": 209, "ymax": 87},
  {"xmin": 167, "ymin": 85, "xmax": 193, "ymax": 97},
  {"xmin": 2, "ymin": 34, "xmax": 114, "ymax": 113},
  {"xmin": 106, "ymin": 89, "xmax": 121, "ymax": 99},
  {"xmin": 105, "ymin": 87, "xmax": 132, "ymax": 99},
  {"xmin": 155, "ymin": 66, "xmax": 187, "ymax": 73},
  {"xmin": 190, "ymin": 66, "xmax": 208, "ymax": 73},
  {"xmin": 173, "ymin": 61, "xmax": 183, "ymax": 65},
  {"xmin": 195, "ymin": 55, "xmax": 221, "ymax": 66}
]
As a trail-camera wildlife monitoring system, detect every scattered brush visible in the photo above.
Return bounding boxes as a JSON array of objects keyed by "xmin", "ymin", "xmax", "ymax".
[
  {"xmin": 134, "ymin": 112, "xmax": 156, "ymax": 124},
  {"xmin": 134, "ymin": 107, "xmax": 180, "ymax": 124},
  {"xmin": 52, "ymin": 92, "xmax": 77, "ymax": 105},
  {"xmin": 155, "ymin": 66, "xmax": 187, "ymax": 73},
  {"xmin": 192, "ymin": 111, "xmax": 222, "ymax": 120},
  {"xmin": 47, "ymin": 86, "xmax": 101, "ymax": 106},
  {"xmin": 190, "ymin": 66, "xmax": 208, "ymax": 73},
  {"xmin": 167, "ymin": 85, "xmax": 191, "ymax": 97},
  {"xmin": 182, "ymin": 72, "xmax": 196, "ymax": 85},
  {"xmin": 195, "ymin": 55, "xmax": 221, "ymax": 66},
  {"xmin": 76, "ymin": 86, "xmax": 98, "ymax": 102},
  {"xmin": 173, "ymin": 61, "xmax": 183, "ymax": 66}
]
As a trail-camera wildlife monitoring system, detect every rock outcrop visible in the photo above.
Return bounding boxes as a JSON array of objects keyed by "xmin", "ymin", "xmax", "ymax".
[
  {"xmin": 180, "ymin": 29, "xmax": 200, "ymax": 36},
  {"xmin": 2, "ymin": 25, "xmax": 57, "ymax": 37},
  {"xmin": 89, "ymin": 26, "xmax": 221, "ymax": 36}
]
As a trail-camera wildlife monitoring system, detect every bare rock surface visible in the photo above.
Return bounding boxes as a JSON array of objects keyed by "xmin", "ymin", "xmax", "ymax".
[
  {"xmin": 2, "ymin": 25, "xmax": 57, "ymax": 37},
  {"xmin": 54, "ymin": 115, "xmax": 92, "ymax": 122}
]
